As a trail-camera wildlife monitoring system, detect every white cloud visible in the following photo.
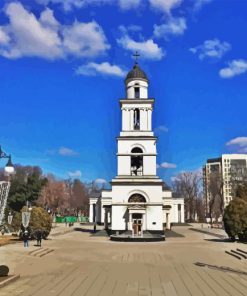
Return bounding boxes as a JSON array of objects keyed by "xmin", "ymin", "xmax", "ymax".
[
  {"xmin": 117, "ymin": 34, "xmax": 165, "ymax": 60},
  {"xmin": 190, "ymin": 39, "xmax": 231, "ymax": 61},
  {"xmin": 239, "ymin": 147, "xmax": 247, "ymax": 153},
  {"xmin": 118, "ymin": 0, "xmax": 141, "ymax": 10},
  {"xmin": 226, "ymin": 137, "xmax": 247, "ymax": 147},
  {"xmin": 68, "ymin": 170, "xmax": 82, "ymax": 178},
  {"xmin": 59, "ymin": 147, "xmax": 79, "ymax": 156},
  {"xmin": 219, "ymin": 59, "xmax": 247, "ymax": 79},
  {"xmin": 0, "ymin": 27, "xmax": 10, "ymax": 45},
  {"xmin": 149, "ymin": 0, "xmax": 182, "ymax": 14},
  {"xmin": 194, "ymin": 0, "xmax": 213, "ymax": 11},
  {"xmin": 36, "ymin": 0, "xmax": 141, "ymax": 11},
  {"xmin": 76, "ymin": 62, "xmax": 126, "ymax": 77},
  {"xmin": 158, "ymin": 162, "xmax": 177, "ymax": 169},
  {"xmin": 170, "ymin": 176, "xmax": 178, "ymax": 182},
  {"xmin": 40, "ymin": 7, "xmax": 60, "ymax": 30},
  {"xmin": 63, "ymin": 21, "xmax": 110, "ymax": 58},
  {"xmin": 94, "ymin": 178, "xmax": 107, "ymax": 184},
  {"xmin": 36, "ymin": 0, "xmax": 90, "ymax": 11},
  {"xmin": 154, "ymin": 17, "xmax": 186, "ymax": 38},
  {"xmin": 0, "ymin": 2, "xmax": 109, "ymax": 60},
  {"xmin": 0, "ymin": 3, "xmax": 63, "ymax": 59},
  {"xmin": 154, "ymin": 125, "xmax": 169, "ymax": 132}
]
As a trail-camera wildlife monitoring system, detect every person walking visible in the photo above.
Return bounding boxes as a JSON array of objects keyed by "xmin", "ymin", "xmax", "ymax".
[
  {"xmin": 36, "ymin": 229, "xmax": 42, "ymax": 247},
  {"xmin": 23, "ymin": 230, "xmax": 29, "ymax": 247}
]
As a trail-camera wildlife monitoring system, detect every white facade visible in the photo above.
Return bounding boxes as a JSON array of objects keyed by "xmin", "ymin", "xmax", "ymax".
[{"xmin": 89, "ymin": 62, "xmax": 184, "ymax": 234}]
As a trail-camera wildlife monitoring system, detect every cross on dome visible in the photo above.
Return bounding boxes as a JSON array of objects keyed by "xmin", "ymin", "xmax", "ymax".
[
  {"xmin": 133, "ymin": 51, "xmax": 140, "ymax": 64},
  {"xmin": 125, "ymin": 53, "xmax": 148, "ymax": 82}
]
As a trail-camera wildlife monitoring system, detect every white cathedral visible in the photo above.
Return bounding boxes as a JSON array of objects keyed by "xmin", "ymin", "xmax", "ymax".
[{"xmin": 89, "ymin": 61, "xmax": 184, "ymax": 236}]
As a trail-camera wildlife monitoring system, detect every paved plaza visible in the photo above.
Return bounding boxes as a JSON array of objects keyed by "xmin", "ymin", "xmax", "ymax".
[{"xmin": 1, "ymin": 225, "xmax": 247, "ymax": 296}]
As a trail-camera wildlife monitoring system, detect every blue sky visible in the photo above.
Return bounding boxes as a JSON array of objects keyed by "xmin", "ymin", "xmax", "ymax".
[{"xmin": 0, "ymin": 0, "xmax": 247, "ymax": 185}]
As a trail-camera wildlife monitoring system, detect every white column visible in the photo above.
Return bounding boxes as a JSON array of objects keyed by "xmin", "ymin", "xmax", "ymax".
[
  {"xmin": 181, "ymin": 204, "xmax": 185, "ymax": 223},
  {"xmin": 147, "ymin": 109, "xmax": 152, "ymax": 131},
  {"xmin": 129, "ymin": 212, "xmax": 131, "ymax": 230},
  {"xmin": 89, "ymin": 203, "xmax": 93, "ymax": 223},
  {"xmin": 130, "ymin": 109, "xmax": 134, "ymax": 130},
  {"xmin": 122, "ymin": 108, "xmax": 125, "ymax": 131},
  {"xmin": 101, "ymin": 207, "xmax": 105, "ymax": 224},
  {"xmin": 131, "ymin": 214, "xmax": 134, "ymax": 237},
  {"xmin": 166, "ymin": 213, "xmax": 171, "ymax": 230},
  {"xmin": 142, "ymin": 212, "xmax": 146, "ymax": 231},
  {"xmin": 139, "ymin": 108, "xmax": 144, "ymax": 130},
  {"xmin": 127, "ymin": 109, "xmax": 130, "ymax": 131}
]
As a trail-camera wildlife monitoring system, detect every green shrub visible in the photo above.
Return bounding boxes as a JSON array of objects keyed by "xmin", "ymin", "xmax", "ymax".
[
  {"xmin": 20, "ymin": 206, "xmax": 52, "ymax": 238},
  {"xmin": 223, "ymin": 198, "xmax": 247, "ymax": 241}
]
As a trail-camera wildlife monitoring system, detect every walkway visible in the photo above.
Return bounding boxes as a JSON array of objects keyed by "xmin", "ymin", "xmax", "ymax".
[{"xmin": 0, "ymin": 225, "xmax": 247, "ymax": 295}]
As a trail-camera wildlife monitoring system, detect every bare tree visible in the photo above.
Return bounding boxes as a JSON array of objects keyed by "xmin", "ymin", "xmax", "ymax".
[
  {"xmin": 69, "ymin": 179, "xmax": 89, "ymax": 216},
  {"xmin": 173, "ymin": 172, "xmax": 202, "ymax": 222},
  {"xmin": 38, "ymin": 175, "xmax": 69, "ymax": 213},
  {"xmin": 207, "ymin": 172, "xmax": 224, "ymax": 224}
]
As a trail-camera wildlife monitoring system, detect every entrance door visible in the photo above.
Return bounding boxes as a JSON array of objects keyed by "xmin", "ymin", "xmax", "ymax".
[{"xmin": 132, "ymin": 216, "xmax": 142, "ymax": 236}]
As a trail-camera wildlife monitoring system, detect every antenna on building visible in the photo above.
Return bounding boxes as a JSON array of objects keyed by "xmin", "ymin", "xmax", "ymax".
[{"xmin": 133, "ymin": 51, "xmax": 140, "ymax": 64}]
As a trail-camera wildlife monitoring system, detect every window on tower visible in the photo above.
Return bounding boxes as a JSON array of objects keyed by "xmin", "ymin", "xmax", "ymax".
[
  {"xmin": 134, "ymin": 108, "xmax": 140, "ymax": 130},
  {"xmin": 134, "ymin": 87, "xmax": 140, "ymax": 98},
  {"xmin": 131, "ymin": 147, "xmax": 143, "ymax": 176}
]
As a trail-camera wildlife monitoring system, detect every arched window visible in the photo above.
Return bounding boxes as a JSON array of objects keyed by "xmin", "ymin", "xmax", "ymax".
[
  {"xmin": 128, "ymin": 194, "xmax": 146, "ymax": 203},
  {"xmin": 131, "ymin": 147, "xmax": 143, "ymax": 153},
  {"xmin": 134, "ymin": 108, "xmax": 140, "ymax": 130},
  {"xmin": 131, "ymin": 147, "xmax": 143, "ymax": 176},
  {"xmin": 134, "ymin": 87, "xmax": 140, "ymax": 98}
]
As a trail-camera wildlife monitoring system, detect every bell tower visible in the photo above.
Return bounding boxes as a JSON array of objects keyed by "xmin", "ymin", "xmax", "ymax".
[
  {"xmin": 89, "ymin": 53, "xmax": 185, "ymax": 231},
  {"xmin": 117, "ymin": 56, "xmax": 157, "ymax": 177}
]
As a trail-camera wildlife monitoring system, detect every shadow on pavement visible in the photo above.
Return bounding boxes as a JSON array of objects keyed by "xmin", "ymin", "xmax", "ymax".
[
  {"xmin": 165, "ymin": 230, "xmax": 184, "ymax": 238},
  {"xmin": 195, "ymin": 262, "xmax": 247, "ymax": 276},
  {"xmin": 204, "ymin": 238, "xmax": 232, "ymax": 243},
  {"xmin": 73, "ymin": 227, "xmax": 94, "ymax": 233},
  {"xmin": 189, "ymin": 228, "xmax": 226, "ymax": 238}
]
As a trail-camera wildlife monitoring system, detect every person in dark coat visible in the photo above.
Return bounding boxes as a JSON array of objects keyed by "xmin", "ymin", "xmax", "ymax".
[
  {"xmin": 36, "ymin": 229, "xmax": 42, "ymax": 247},
  {"xmin": 23, "ymin": 230, "xmax": 29, "ymax": 247}
]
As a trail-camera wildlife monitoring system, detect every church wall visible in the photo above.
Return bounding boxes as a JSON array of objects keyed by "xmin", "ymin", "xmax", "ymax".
[
  {"xmin": 111, "ymin": 184, "xmax": 163, "ymax": 203},
  {"xmin": 117, "ymin": 156, "xmax": 130, "ymax": 175},
  {"xmin": 126, "ymin": 80, "xmax": 148, "ymax": 99},
  {"xmin": 143, "ymin": 156, "xmax": 156, "ymax": 175},
  {"xmin": 162, "ymin": 198, "xmax": 185, "ymax": 223},
  {"xmin": 146, "ymin": 206, "xmax": 163, "ymax": 230},
  {"xmin": 111, "ymin": 205, "xmax": 128, "ymax": 230},
  {"xmin": 118, "ymin": 139, "xmax": 156, "ymax": 154}
]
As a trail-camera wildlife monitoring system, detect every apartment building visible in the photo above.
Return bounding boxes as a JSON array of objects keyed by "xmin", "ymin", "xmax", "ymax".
[{"xmin": 203, "ymin": 154, "xmax": 247, "ymax": 209}]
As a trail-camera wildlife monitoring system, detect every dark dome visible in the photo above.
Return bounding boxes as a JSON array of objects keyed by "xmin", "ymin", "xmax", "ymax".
[{"xmin": 125, "ymin": 63, "xmax": 148, "ymax": 82}]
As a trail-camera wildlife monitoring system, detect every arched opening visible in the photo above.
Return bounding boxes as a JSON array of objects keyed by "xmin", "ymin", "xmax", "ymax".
[
  {"xmin": 133, "ymin": 108, "xmax": 140, "ymax": 130},
  {"xmin": 128, "ymin": 194, "xmax": 146, "ymax": 203},
  {"xmin": 134, "ymin": 86, "xmax": 140, "ymax": 98},
  {"xmin": 131, "ymin": 147, "xmax": 143, "ymax": 176},
  {"xmin": 131, "ymin": 147, "xmax": 143, "ymax": 153}
]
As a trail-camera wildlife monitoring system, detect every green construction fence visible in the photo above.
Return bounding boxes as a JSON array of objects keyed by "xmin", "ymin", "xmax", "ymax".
[{"xmin": 55, "ymin": 216, "xmax": 89, "ymax": 223}]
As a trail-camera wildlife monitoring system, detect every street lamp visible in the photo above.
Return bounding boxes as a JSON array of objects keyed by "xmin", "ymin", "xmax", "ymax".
[
  {"xmin": 0, "ymin": 146, "xmax": 15, "ymax": 176},
  {"xmin": 0, "ymin": 146, "xmax": 15, "ymax": 228},
  {"xmin": 8, "ymin": 212, "xmax": 13, "ymax": 225}
]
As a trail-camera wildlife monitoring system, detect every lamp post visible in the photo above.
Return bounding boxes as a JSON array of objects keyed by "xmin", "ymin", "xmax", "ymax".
[
  {"xmin": 8, "ymin": 212, "xmax": 13, "ymax": 225},
  {"xmin": 0, "ymin": 146, "xmax": 15, "ymax": 176},
  {"xmin": 0, "ymin": 145, "xmax": 15, "ymax": 228}
]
